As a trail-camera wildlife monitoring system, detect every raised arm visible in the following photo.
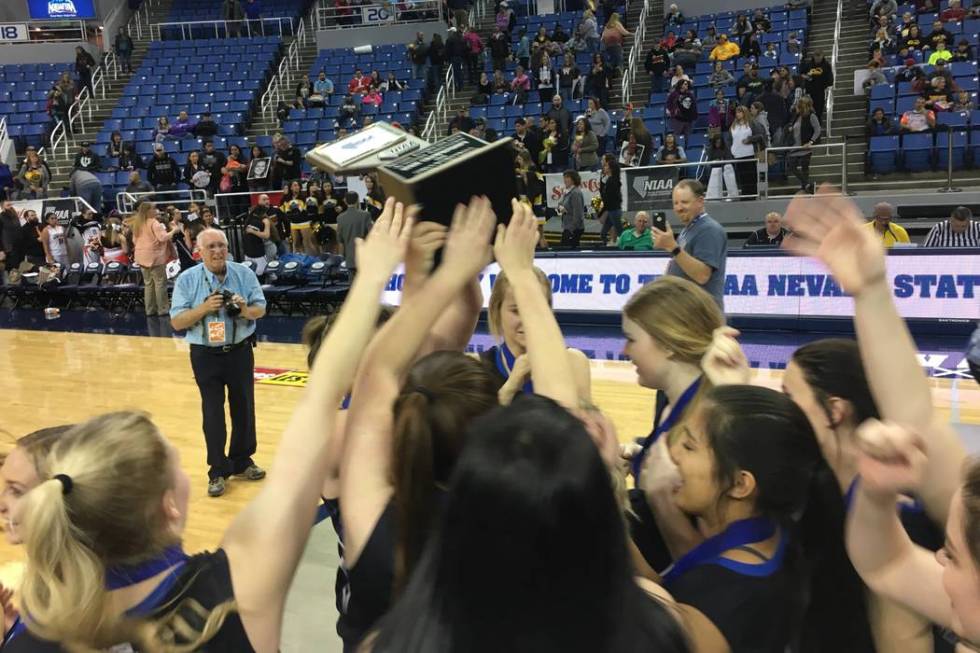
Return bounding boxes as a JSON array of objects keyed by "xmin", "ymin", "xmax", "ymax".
[
  {"xmin": 783, "ymin": 188, "xmax": 966, "ymax": 525},
  {"xmin": 340, "ymin": 198, "xmax": 496, "ymax": 567},
  {"xmin": 845, "ymin": 420, "xmax": 952, "ymax": 628},
  {"xmin": 221, "ymin": 198, "xmax": 412, "ymax": 652},
  {"xmin": 494, "ymin": 200, "xmax": 578, "ymax": 407}
]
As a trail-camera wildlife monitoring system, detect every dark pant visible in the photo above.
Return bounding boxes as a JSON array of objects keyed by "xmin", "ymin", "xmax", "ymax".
[
  {"xmin": 650, "ymin": 73, "xmax": 665, "ymax": 94},
  {"xmin": 970, "ymin": 360, "xmax": 980, "ymax": 386},
  {"xmin": 561, "ymin": 228, "xmax": 584, "ymax": 248},
  {"xmin": 735, "ymin": 155, "xmax": 758, "ymax": 198},
  {"xmin": 787, "ymin": 152, "xmax": 812, "ymax": 190},
  {"xmin": 190, "ymin": 342, "xmax": 257, "ymax": 480}
]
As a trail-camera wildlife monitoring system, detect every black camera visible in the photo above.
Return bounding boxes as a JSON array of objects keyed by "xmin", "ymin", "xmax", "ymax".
[{"xmin": 217, "ymin": 290, "xmax": 242, "ymax": 317}]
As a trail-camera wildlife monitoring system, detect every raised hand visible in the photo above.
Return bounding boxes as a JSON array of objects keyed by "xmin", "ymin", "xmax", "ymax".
[
  {"xmin": 493, "ymin": 199, "xmax": 538, "ymax": 275},
  {"xmin": 355, "ymin": 197, "xmax": 415, "ymax": 277},
  {"xmin": 855, "ymin": 419, "xmax": 928, "ymax": 499},
  {"xmin": 781, "ymin": 184, "xmax": 887, "ymax": 296},
  {"xmin": 404, "ymin": 221, "xmax": 449, "ymax": 278},
  {"xmin": 441, "ymin": 196, "xmax": 496, "ymax": 278},
  {"xmin": 639, "ymin": 437, "xmax": 683, "ymax": 500},
  {"xmin": 701, "ymin": 326, "xmax": 751, "ymax": 386},
  {"xmin": 573, "ymin": 407, "xmax": 621, "ymax": 471},
  {"xmin": 0, "ymin": 582, "xmax": 18, "ymax": 633}
]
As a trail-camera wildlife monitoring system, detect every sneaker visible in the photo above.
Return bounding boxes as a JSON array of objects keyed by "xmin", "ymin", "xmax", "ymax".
[
  {"xmin": 235, "ymin": 464, "xmax": 266, "ymax": 481},
  {"xmin": 208, "ymin": 477, "xmax": 226, "ymax": 497}
]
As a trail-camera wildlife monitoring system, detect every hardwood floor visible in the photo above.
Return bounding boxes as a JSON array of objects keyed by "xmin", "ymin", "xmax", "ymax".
[{"xmin": 1, "ymin": 329, "xmax": 978, "ymax": 587}]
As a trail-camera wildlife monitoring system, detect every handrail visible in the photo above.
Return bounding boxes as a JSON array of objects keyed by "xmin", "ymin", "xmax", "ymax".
[
  {"xmin": 0, "ymin": 21, "xmax": 86, "ymax": 45},
  {"xmin": 49, "ymin": 119, "xmax": 69, "ymax": 158},
  {"xmin": 826, "ymin": 0, "xmax": 842, "ymax": 137},
  {"xmin": 67, "ymin": 87, "xmax": 89, "ymax": 135},
  {"xmin": 91, "ymin": 59, "xmax": 106, "ymax": 101},
  {"xmin": 764, "ymin": 141, "xmax": 848, "ymax": 197},
  {"xmin": 151, "ymin": 17, "xmax": 298, "ymax": 41},
  {"xmin": 621, "ymin": 0, "xmax": 648, "ymax": 106},
  {"xmin": 115, "ymin": 188, "xmax": 208, "ymax": 214}
]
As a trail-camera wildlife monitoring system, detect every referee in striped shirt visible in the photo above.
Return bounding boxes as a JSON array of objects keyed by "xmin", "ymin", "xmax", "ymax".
[{"xmin": 923, "ymin": 206, "xmax": 980, "ymax": 248}]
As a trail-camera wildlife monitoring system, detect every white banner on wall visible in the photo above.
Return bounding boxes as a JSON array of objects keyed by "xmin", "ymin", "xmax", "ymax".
[
  {"xmin": 544, "ymin": 171, "xmax": 601, "ymax": 210},
  {"xmin": 0, "ymin": 24, "xmax": 29, "ymax": 43},
  {"xmin": 382, "ymin": 252, "xmax": 980, "ymax": 320}
]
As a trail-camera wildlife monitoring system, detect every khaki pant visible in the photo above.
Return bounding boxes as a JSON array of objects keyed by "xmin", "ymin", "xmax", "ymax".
[{"xmin": 141, "ymin": 264, "xmax": 169, "ymax": 316}]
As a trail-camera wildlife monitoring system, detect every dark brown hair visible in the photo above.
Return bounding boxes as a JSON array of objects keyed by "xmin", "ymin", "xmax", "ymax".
[
  {"xmin": 961, "ymin": 461, "xmax": 980, "ymax": 568},
  {"xmin": 391, "ymin": 352, "xmax": 498, "ymax": 592}
]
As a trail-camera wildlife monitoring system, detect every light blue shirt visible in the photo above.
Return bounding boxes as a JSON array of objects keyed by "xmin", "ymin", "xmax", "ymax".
[{"xmin": 170, "ymin": 261, "xmax": 266, "ymax": 346}]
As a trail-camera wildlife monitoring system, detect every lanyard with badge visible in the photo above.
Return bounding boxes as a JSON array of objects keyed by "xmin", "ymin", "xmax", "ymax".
[{"xmin": 203, "ymin": 273, "xmax": 236, "ymax": 346}]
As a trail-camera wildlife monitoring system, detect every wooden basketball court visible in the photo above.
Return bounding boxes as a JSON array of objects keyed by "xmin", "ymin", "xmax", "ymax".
[{"xmin": 1, "ymin": 329, "xmax": 978, "ymax": 584}]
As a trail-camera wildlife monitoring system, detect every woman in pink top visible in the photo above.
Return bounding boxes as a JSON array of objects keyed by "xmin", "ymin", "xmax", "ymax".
[
  {"xmin": 511, "ymin": 65, "xmax": 531, "ymax": 102},
  {"xmin": 130, "ymin": 202, "xmax": 179, "ymax": 317},
  {"xmin": 601, "ymin": 13, "xmax": 631, "ymax": 73}
]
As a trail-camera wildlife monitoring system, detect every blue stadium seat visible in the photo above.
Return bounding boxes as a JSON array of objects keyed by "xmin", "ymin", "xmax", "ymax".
[
  {"xmin": 901, "ymin": 132, "xmax": 935, "ymax": 172},
  {"xmin": 936, "ymin": 130, "xmax": 968, "ymax": 169},
  {"xmin": 869, "ymin": 135, "xmax": 900, "ymax": 174}
]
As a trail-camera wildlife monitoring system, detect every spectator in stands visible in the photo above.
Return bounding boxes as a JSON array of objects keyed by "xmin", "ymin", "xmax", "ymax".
[
  {"xmin": 894, "ymin": 58, "xmax": 920, "ymax": 83},
  {"xmin": 749, "ymin": 101, "xmax": 771, "ymax": 147},
  {"xmin": 870, "ymin": 0, "xmax": 898, "ymax": 21},
  {"xmin": 17, "ymin": 150, "xmax": 49, "ymax": 200},
  {"xmin": 536, "ymin": 57, "xmax": 557, "ymax": 104},
  {"xmin": 408, "ymin": 32, "xmax": 429, "ymax": 81},
  {"xmin": 930, "ymin": 58, "xmax": 958, "ymax": 91},
  {"xmin": 146, "ymin": 143, "xmax": 180, "ymax": 191},
  {"xmin": 738, "ymin": 64, "xmax": 766, "ymax": 103},
  {"xmin": 901, "ymin": 24, "xmax": 924, "ymax": 51},
  {"xmin": 113, "ymin": 27, "xmax": 134, "ymax": 74},
  {"xmin": 664, "ymin": 3, "xmax": 684, "ymax": 28},
  {"xmin": 627, "ymin": 117, "xmax": 653, "ymax": 165},
  {"xmin": 362, "ymin": 87, "xmax": 383, "ymax": 107},
  {"xmin": 786, "ymin": 31, "xmax": 802, "ymax": 54},
  {"xmin": 381, "ymin": 72, "xmax": 404, "ymax": 94},
  {"xmin": 427, "ymin": 33, "xmax": 446, "ymax": 92},
  {"xmin": 708, "ymin": 88, "xmax": 735, "ymax": 136},
  {"xmin": 74, "ymin": 46, "xmax": 96, "ymax": 97},
  {"xmin": 786, "ymin": 95, "xmax": 821, "ymax": 193},
  {"xmin": 709, "ymin": 34, "xmax": 740, "ymax": 61},
  {"xmin": 667, "ymin": 79, "xmax": 697, "ymax": 138},
  {"xmin": 547, "ymin": 94, "xmax": 572, "ymax": 141},
  {"xmin": 617, "ymin": 211, "xmax": 653, "ymax": 251},
  {"xmin": 170, "ymin": 111, "xmax": 196, "ymax": 140},
  {"xmin": 47, "ymin": 86, "xmax": 71, "ymax": 129},
  {"xmin": 333, "ymin": 190, "xmax": 370, "ymax": 274},
  {"xmin": 201, "ymin": 141, "xmax": 227, "ymax": 194},
  {"xmin": 510, "ymin": 64, "xmax": 531, "ymax": 102},
  {"xmin": 72, "ymin": 142, "xmax": 101, "ymax": 173},
  {"xmin": 153, "ymin": 116, "xmax": 172, "ymax": 143},
  {"xmin": 242, "ymin": 203, "xmax": 272, "ymax": 273},
  {"xmin": 295, "ymin": 73, "xmax": 313, "ymax": 102},
  {"xmin": 928, "ymin": 39, "xmax": 953, "ymax": 65},
  {"xmin": 339, "ymin": 94, "xmax": 359, "ymax": 124},
  {"xmin": 702, "ymin": 25, "xmax": 719, "ymax": 50},
  {"xmin": 312, "ymin": 71, "xmax": 335, "ymax": 104},
  {"xmin": 709, "ymin": 61, "xmax": 735, "ymax": 88},
  {"xmin": 924, "ymin": 206, "xmax": 980, "ymax": 247},
  {"xmin": 491, "ymin": 69, "xmax": 508, "ymax": 94},
  {"xmin": 862, "ymin": 61, "xmax": 888, "ymax": 92},
  {"xmin": 942, "ymin": 0, "xmax": 967, "ymax": 22},
  {"xmin": 925, "ymin": 20, "xmax": 953, "ymax": 51},
  {"xmin": 601, "ymin": 13, "xmax": 631, "ymax": 73},
  {"xmin": 705, "ymin": 132, "xmax": 738, "ymax": 199},
  {"xmin": 752, "ymin": 8, "xmax": 771, "ymax": 32},
  {"xmin": 446, "ymin": 27, "xmax": 467, "ymax": 92},
  {"xmin": 900, "ymin": 96, "xmax": 937, "ymax": 131},
  {"xmin": 367, "ymin": 70, "xmax": 383, "ymax": 92},
  {"xmin": 184, "ymin": 151, "xmax": 211, "ymax": 193},
  {"xmin": 866, "ymin": 107, "xmax": 896, "ymax": 136},
  {"xmin": 362, "ymin": 174, "xmax": 386, "ymax": 219},
  {"xmin": 572, "ymin": 117, "xmax": 599, "ymax": 171},
  {"xmin": 552, "ymin": 23, "xmax": 569, "ymax": 44},
  {"xmin": 655, "ymin": 132, "xmax": 687, "ymax": 164},
  {"xmin": 741, "ymin": 31, "xmax": 762, "ymax": 61},
  {"xmin": 953, "ymin": 90, "xmax": 975, "ymax": 112},
  {"xmin": 68, "ymin": 170, "xmax": 103, "ymax": 213},
  {"xmin": 223, "ymin": 0, "xmax": 244, "ymax": 36},
  {"xmin": 483, "ymin": 27, "xmax": 508, "ymax": 74},
  {"xmin": 644, "ymin": 42, "xmax": 669, "ymax": 93},
  {"xmin": 660, "ymin": 30, "xmax": 678, "ymax": 52},
  {"xmin": 40, "ymin": 211, "xmax": 69, "ymax": 270},
  {"xmin": 729, "ymin": 104, "xmax": 764, "ymax": 197},
  {"xmin": 586, "ymin": 97, "xmax": 610, "ymax": 154},
  {"xmin": 669, "ymin": 63, "xmax": 691, "ymax": 89},
  {"xmin": 871, "ymin": 28, "xmax": 896, "ymax": 56},
  {"xmin": 270, "ymin": 137, "xmax": 300, "ymax": 188},
  {"xmin": 0, "ymin": 202, "xmax": 23, "ymax": 272},
  {"xmin": 923, "ymin": 76, "xmax": 954, "ymax": 111},
  {"xmin": 106, "ymin": 131, "xmax": 125, "ymax": 160},
  {"xmin": 744, "ymin": 212, "xmax": 787, "ymax": 246},
  {"xmin": 584, "ymin": 55, "xmax": 609, "ymax": 107},
  {"xmin": 125, "ymin": 170, "xmax": 152, "ymax": 195},
  {"xmin": 463, "ymin": 26, "xmax": 484, "ymax": 85},
  {"xmin": 865, "ymin": 201, "xmax": 910, "ymax": 247},
  {"xmin": 514, "ymin": 28, "xmax": 530, "ymax": 69},
  {"xmin": 951, "ymin": 38, "xmax": 975, "ymax": 62},
  {"xmin": 19, "ymin": 210, "xmax": 45, "ymax": 267},
  {"xmin": 732, "ymin": 14, "xmax": 753, "ymax": 37},
  {"xmin": 348, "ymin": 69, "xmax": 370, "ymax": 95},
  {"xmin": 597, "ymin": 154, "xmax": 621, "ymax": 244},
  {"xmin": 557, "ymin": 170, "xmax": 585, "ymax": 248},
  {"xmin": 448, "ymin": 107, "xmax": 475, "ymax": 135},
  {"xmin": 513, "ymin": 118, "xmax": 542, "ymax": 163},
  {"xmin": 243, "ymin": 0, "xmax": 262, "ymax": 31},
  {"xmin": 801, "ymin": 50, "xmax": 833, "ymax": 118},
  {"xmin": 193, "ymin": 113, "xmax": 219, "ymax": 139},
  {"xmin": 497, "ymin": 1, "xmax": 515, "ymax": 34},
  {"xmin": 672, "ymin": 30, "xmax": 703, "ymax": 69}
]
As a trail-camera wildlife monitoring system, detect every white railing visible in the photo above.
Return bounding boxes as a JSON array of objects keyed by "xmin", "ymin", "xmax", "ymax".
[
  {"xmin": 49, "ymin": 120, "xmax": 69, "ymax": 158},
  {"xmin": 314, "ymin": 0, "xmax": 442, "ymax": 30},
  {"xmin": 260, "ymin": 18, "xmax": 307, "ymax": 122},
  {"xmin": 826, "ymin": 0, "xmax": 842, "ymax": 138},
  {"xmin": 763, "ymin": 141, "xmax": 849, "ymax": 197},
  {"xmin": 621, "ymin": 0, "xmax": 648, "ymax": 106},
  {"xmin": 151, "ymin": 17, "xmax": 299, "ymax": 41},
  {"xmin": 91, "ymin": 60, "xmax": 106, "ymax": 101},
  {"xmin": 0, "ymin": 117, "xmax": 13, "ymax": 169},
  {"xmin": 422, "ymin": 64, "xmax": 455, "ymax": 142},
  {"xmin": 115, "ymin": 188, "xmax": 208, "ymax": 214},
  {"xmin": 0, "ymin": 21, "xmax": 86, "ymax": 45}
]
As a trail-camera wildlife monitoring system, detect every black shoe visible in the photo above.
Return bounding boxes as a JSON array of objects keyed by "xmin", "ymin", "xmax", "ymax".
[{"xmin": 804, "ymin": 183, "xmax": 815, "ymax": 194}]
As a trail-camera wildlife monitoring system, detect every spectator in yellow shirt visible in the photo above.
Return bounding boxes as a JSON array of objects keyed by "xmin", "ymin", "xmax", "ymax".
[
  {"xmin": 864, "ymin": 201, "xmax": 911, "ymax": 247},
  {"xmin": 927, "ymin": 39, "xmax": 953, "ymax": 65},
  {"xmin": 709, "ymin": 34, "xmax": 741, "ymax": 61}
]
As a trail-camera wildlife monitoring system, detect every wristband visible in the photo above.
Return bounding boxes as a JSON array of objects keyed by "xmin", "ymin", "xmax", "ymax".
[{"xmin": 670, "ymin": 246, "xmax": 682, "ymax": 257}]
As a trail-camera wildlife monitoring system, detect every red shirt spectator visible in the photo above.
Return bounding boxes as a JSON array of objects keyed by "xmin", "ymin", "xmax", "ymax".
[
  {"xmin": 348, "ymin": 70, "xmax": 370, "ymax": 94},
  {"xmin": 941, "ymin": 0, "xmax": 966, "ymax": 22}
]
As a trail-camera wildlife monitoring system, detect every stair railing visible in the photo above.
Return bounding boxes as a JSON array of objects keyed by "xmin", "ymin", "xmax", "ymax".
[
  {"xmin": 826, "ymin": 0, "xmax": 842, "ymax": 137},
  {"xmin": 620, "ymin": 0, "xmax": 648, "ymax": 106},
  {"xmin": 421, "ymin": 64, "xmax": 455, "ymax": 142},
  {"xmin": 49, "ymin": 120, "xmax": 69, "ymax": 158}
]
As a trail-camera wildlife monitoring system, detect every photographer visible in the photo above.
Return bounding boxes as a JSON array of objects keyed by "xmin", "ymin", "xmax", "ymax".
[{"xmin": 170, "ymin": 228, "xmax": 267, "ymax": 498}]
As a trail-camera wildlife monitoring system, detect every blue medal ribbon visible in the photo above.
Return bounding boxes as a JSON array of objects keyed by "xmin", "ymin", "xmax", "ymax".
[
  {"xmin": 105, "ymin": 545, "xmax": 189, "ymax": 591},
  {"xmin": 496, "ymin": 343, "xmax": 534, "ymax": 395},
  {"xmin": 844, "ymin": 476, "xmax": 927, "ymax": 517},
  {"xmin": 662, "ymin": 517, "xmax": 779, "ymax": 587},
  {"xmin": 631, "ymin": 377, "xmax": 702, "ymax": 479}
]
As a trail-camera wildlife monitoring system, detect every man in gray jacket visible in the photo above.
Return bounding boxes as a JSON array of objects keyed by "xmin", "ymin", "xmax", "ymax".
[
  {"xmin": 68, "ymin": 169, "xmax": 103, "ymax": 213},
  {"xmin": 337, "ymin": 191, "xmax": 373, "ymax": 276}
]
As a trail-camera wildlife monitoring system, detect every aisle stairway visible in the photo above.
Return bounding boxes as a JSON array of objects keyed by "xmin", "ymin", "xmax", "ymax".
[
  {"xmin": 46, "ymin": 0, "xmax": 175, "ymax": 199},
  {"xmin": 613, "ymin": 0, "xmax": 664, "ymax": 110}
]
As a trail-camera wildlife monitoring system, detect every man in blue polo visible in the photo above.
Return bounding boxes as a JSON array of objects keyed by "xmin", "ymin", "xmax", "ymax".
[
  {"xmin": 170, "ymin": 228, "xmax": 267, "ymax": 497},
  {"xmin": 651, "ymin": 178, "xmax": 728, "ymax": 311}
]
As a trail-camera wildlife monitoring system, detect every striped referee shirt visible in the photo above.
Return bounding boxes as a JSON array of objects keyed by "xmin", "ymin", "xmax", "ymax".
[{"xmin": 923, "ymin": 220, "xmax": 980, "ymax": 248}]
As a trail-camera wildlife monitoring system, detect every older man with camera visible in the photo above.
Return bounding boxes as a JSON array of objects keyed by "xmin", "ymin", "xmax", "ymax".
[{"xmin": 170, "ymin": 228, "xmax": 267, "ymax": 497}]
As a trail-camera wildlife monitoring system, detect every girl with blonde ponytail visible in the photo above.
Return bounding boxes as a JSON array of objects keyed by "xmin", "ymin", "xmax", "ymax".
[{"xmin": 5, "ymin": 197, "xmax": 416, "ymax": 653}]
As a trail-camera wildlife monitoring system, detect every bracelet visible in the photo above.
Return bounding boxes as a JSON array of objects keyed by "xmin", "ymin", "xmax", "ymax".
[{"xmin": 670, "ymin": 246, "xmax": 682, "ymax": 257}]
